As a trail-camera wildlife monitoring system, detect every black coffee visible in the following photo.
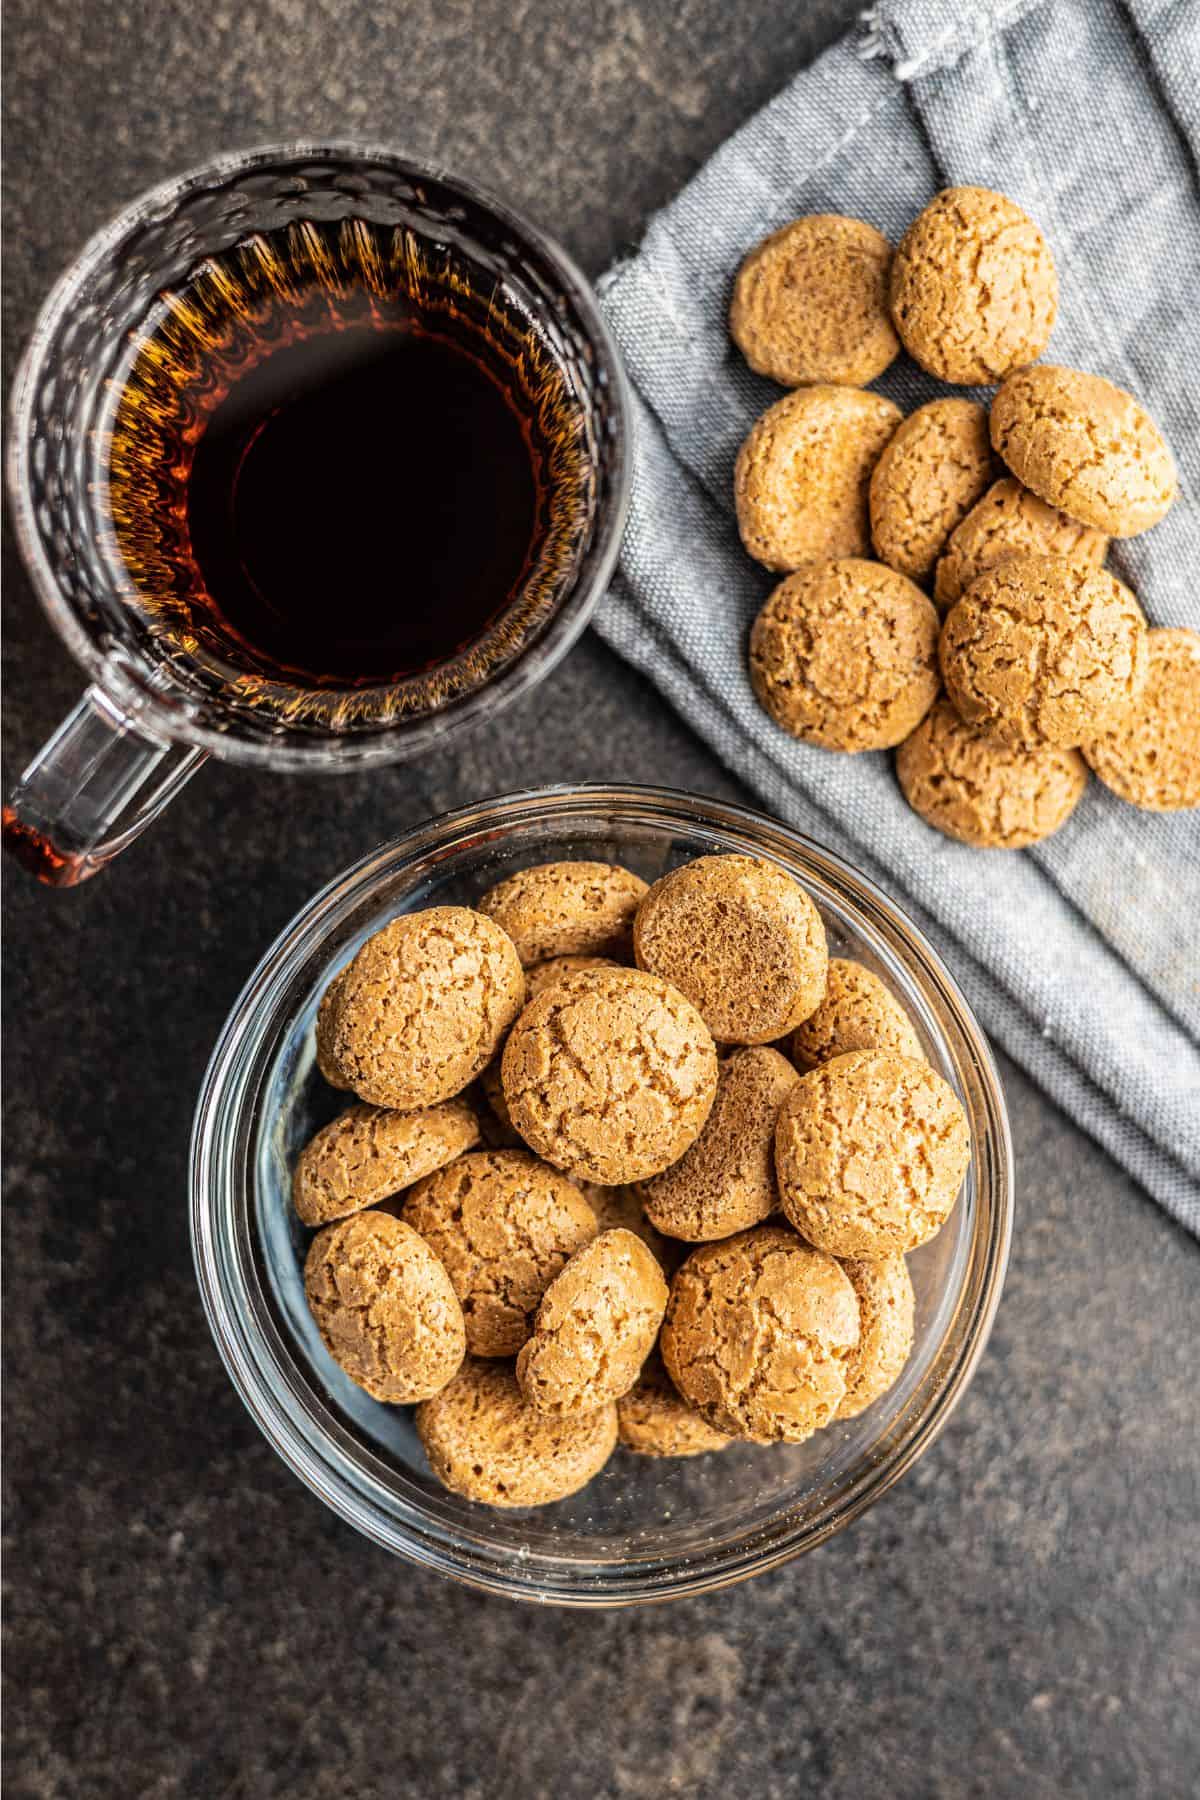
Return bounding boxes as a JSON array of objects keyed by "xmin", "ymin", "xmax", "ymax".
[{"xmin": 106, "ymin": 218, "xmax": 582, "ymax": 693}]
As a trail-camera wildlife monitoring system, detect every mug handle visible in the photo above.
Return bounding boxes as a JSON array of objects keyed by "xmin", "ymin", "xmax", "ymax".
[{"xmin": 3, "ymin": 683, "xmax": 206, "ymax": 886}]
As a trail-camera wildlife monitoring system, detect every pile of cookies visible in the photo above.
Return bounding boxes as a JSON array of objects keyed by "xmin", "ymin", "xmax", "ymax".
[
  {"xmin": 293, "ymin": 853, "xmax": 971, "ymax": 1508},
  {"xmin": 730, "ymin": 188, "xmax": 1199, "ymax": 843}
]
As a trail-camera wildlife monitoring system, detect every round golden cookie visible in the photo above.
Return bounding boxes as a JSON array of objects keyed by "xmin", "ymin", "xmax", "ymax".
[
  {"xmin": 633, "ymin": 854, "xmax": 827, "ymax": 1044},
  {"xmin": 869, "ymin": 398, "xmax": 995, "ymax": 584},
  {"xmin": 940, "ymin": 553, "xmax": 1148, "ymax": 751},
  {"xmin": 991, "ymin": 365, "xmax": 1177, "ymax": 536},
  {"xmin": 501, "ymin": 967, "xmax": 718, "ymax": 1185},
  {"xmin": 729, "ymin": 214, "xmax": 900, "ymax": 387},
  {"xmin": 326, "ymin": 907, "xmax": 525, "ymax": 1111},
  {"xmin": 478, "ymin": 954, "xmax": 630, "ymax": 1142},
  {"xmin": 516, "ymin": 1228, "xmax": 669, "ymax": 1416},
  {"xmin": 476, "ymin": 862, "xmax": 647, "ymax": 967},
  {"xmin": 660, "ymin": 1226, "xmax": 860, "ymax": 1443},
  {"xmin": 641, "ymin": 1047, "xmax": 799, "ymax": 1242},
  {"xmin": 576, "ymin": 1181, "xmax": 680, "ymax": 1275},
  {"xmin": 401, "ymin": 1149, "xmax": 597, "ymax": 1357},
  {"xmin": 617, "ymin": 1352, "xmax": 731, "ymax": 1458},
  {"xmin": 889, "ymin": 186, "xmax": 1057, "ymax": 385},
  {"xmin": 292, "ymin": 1097, "xmax": 481, "ymax": 1227},
  {"xmin": 898, "ymin": 697, "xmax": 1088, "ymax": 848},
  {"xmin": 934, "ymin": 477, "xmax": 1109, "ymax": 615},
  {"xmin": 749, "ymin": 559, "xmax": 941, "ymax": 752},
  {"xmin": 836, "ymin": 1254, "xmax": 916, "ymax": 1420},
  {"xmin": 416, "ymin": 1359, "xmax": 617, "ymax": 1508},
  {"xmin": 792, "ymin": 958, "xmax": 924, "ymax": 1071},
  {"xmin": 314, "ymin": 971, "xmax": 353, "ymax": 1090},
  {"xmin": 775, "ymin": 1050, "xmax": 970, "ymax": 1258},
  {"xmin": 734, "ymin": 385, "xmax": 902, "ymax": 572},
  {"xmin": 304, "ymin": 1210, "xmax": 465, "ymax": 1404},
  {"xmin": 1083, "ymin": 628, "xmax": 1200, "ymax": 812}
]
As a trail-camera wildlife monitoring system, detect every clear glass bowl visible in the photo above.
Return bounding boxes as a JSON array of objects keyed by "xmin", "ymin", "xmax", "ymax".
[{"xmin": 190, "ymin": 785, "xmax": 1013, "ymax": 1606}]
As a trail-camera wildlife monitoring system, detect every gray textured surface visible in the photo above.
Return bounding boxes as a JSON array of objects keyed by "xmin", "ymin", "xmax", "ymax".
[{"xmin": 2, "ymin": 2, "xmax": 1197, "ymax": 1796}]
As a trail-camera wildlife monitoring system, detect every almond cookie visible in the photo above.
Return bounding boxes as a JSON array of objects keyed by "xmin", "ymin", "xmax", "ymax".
[
  {"xmin": 836, "ymin": 1254, "xmax": 916, "ymax": 1420},
  {"xmin": 401, "ymin": 1149, "xmax": 597, "ymax": 1357},
  {"xmin": 660, "ymin": 1225, "xmax": 860, "ymax": 1443},
  {"xmin": 617, "ymin": 1352, "xmax": 731, "ymax": 1458},
  {"xmin": 792, "ymin": 958, "xmax": 924, "ymax": 1070},
  {"xmin": 304, "ymin": 1210, "xmax": 465, "ymax": 1404},
  {"xmin": 729, "ymin": 214, "xmax": 900, "ymax": 388},
  {"xmin": 898, "ymin": 697, "xmax": 1088, "ymax": 848},
  {"xmin": 1083, "ymin": 628, "xmax": 1200, "ymax": 812},
  {"xmin": 476, "ymin": 862, "xmax": 647, "ymax": 967},
  {"xmin": 641, "ymin": 1047, "xmax": 799, "ymax": 1241},
  {"xmin": 869, "ymin": 398, "xmax": 995, "ymax": 584},
  {"xmin": 416, "ymin": 1359, "xmax": 617, "ymax": 1508},
  {"xmin": 889, "ymin": 186, "xmax": 1057, "ymax": 385},
  {"xmin": 516, "ymin": 1229, "xmax": 669, "ymax": 1416},
  {"xmin": 734, "ymin": 385, "xmax": 902, "ymax": 571},
  {"xmin": 991, "ymin": 364, "xmax": 1177, "ymax": 536},
  {"xmin": 776, "ymin": 1050, "xmax": 970, "ymax": 1258},
  {"xmin": 940, "ymin": 553, "xmax": 1148, "ymax": 750},
  {"xmin": 326, "ymin": 907, "xmax": 525, "ymax": 1111},
  {"xmin": 478, "ymin": 956, "xmax": 626, "ymax": 1138},
  {"xmin": 934, "ymin": 477, "xmax": 1109, "ymax": 615},
  {"xmin": 749, "ymin": 559, "xmax": 941, "ymax": 752},
  {"xmin": 633, "ymin": 854, "xmax": 827, "ymax": 1044},
  {"xmin": 314, "ymin": 970, "xmax": 354, "ymax": 1089},
  {"xmin": 501, "ymin": 967, "xmax": 718, "ymax": 1185},
  {"xmin": 292, "ymin": 1097, "xmax": 482, "ymax": 1227}
]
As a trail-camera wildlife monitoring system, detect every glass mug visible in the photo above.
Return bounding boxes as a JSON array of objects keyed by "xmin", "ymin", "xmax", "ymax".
[{"xmin": 4, "ymin": 143, "xmax": 631, "ymax": 885}]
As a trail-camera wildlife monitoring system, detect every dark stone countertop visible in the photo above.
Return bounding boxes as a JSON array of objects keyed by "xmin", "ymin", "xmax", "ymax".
[{"xmin": 3, "ymin": 2, "xmax": 1197, "ymax": 1795}]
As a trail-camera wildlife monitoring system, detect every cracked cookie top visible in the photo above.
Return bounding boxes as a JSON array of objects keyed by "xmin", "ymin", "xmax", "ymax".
[
  {"xmin": 940, "ymin": 552, "xmax": 1148, "ymax": 750},
  {"xmin": 775, "ymin": 1050, "xmax": 970, "ymax": 1258},
  {"xmin": 869, "ymin": 397, "xmax": 995, "ymax": 584},
  {"xmin": 325, "ymin": 906, "xmax": 525, "ymax": 1111},
  {"xmin": 734, "ymin": 385, "xmax": 902, "ymax": 572},
  {"xmin": 897, "ymin": 697, "xmax": 1088, "ymax": 849},
  {"xmin": 792, "ymin": 958, "xmax": 924, "ymax": 1070},
  {"xmin": 889, "ymin": 186, "xmax": 1057, "ymax": 385},
  {"xmin": 500, "ymin": 966, "xmax": 719, "ymax": 1185},
  {"xmin": 991, "ymin": 364, "xmax": 1177, "ymax": 537},
  {"xmin": 292, "ymin": 1097, "xmax": 481, "ymax": 1227},
  {"xmin": 401, "ymin": 1149, "xmax": 597, "ymax": 1357},
  {"xmin": 660, "ymin": 1225, "xmax": 860, "ymax": 1443},
  {"xmin": 633, "ymin": 854, "xmax": 828, "ymax": 1043},
  {"xmin": 934, "ymin": 476, "xmax": 1109, "ymax": 615},
  {"xmin": 415, "ymin": 1358, "xmax": 618, "ymax": 1508},
  {"xmin": 304, "ymin": 1210, "xmax": 466, "ymax": 1404},
  {"xmin": 516, "ymin": 1228, "xmax": 669, "ymax": 1416},
  {"xmin": 476, "ymin": 861, "xmax": 647, "ymax": 967},
  {"xmin": 1083, "ymin": 627, "xmax": 1200, "ymax": 812},
  {"xmin": 729, "ymin": 213, "xmax": 900, "ymax": 388},
  {"xmin": 750, "ymin": 558, "xmax": 941, "ymax": 752}
]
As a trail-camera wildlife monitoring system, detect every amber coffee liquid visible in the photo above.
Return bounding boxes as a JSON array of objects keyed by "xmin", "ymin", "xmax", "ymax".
[{"xmin": 106, "ymin": 219, "xmax": 589, "ymax": 699}]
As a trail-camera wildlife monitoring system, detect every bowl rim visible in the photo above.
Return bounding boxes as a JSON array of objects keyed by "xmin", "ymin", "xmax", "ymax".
[{"xmin": 189, "ymin": 782, "xmax": 1013, "ymax": 1605}]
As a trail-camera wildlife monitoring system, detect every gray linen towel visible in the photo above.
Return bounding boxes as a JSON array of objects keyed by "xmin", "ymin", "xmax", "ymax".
[{"xmin": 595, "ymin": 0, "xmax": 1200, "ymax": 1232}]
